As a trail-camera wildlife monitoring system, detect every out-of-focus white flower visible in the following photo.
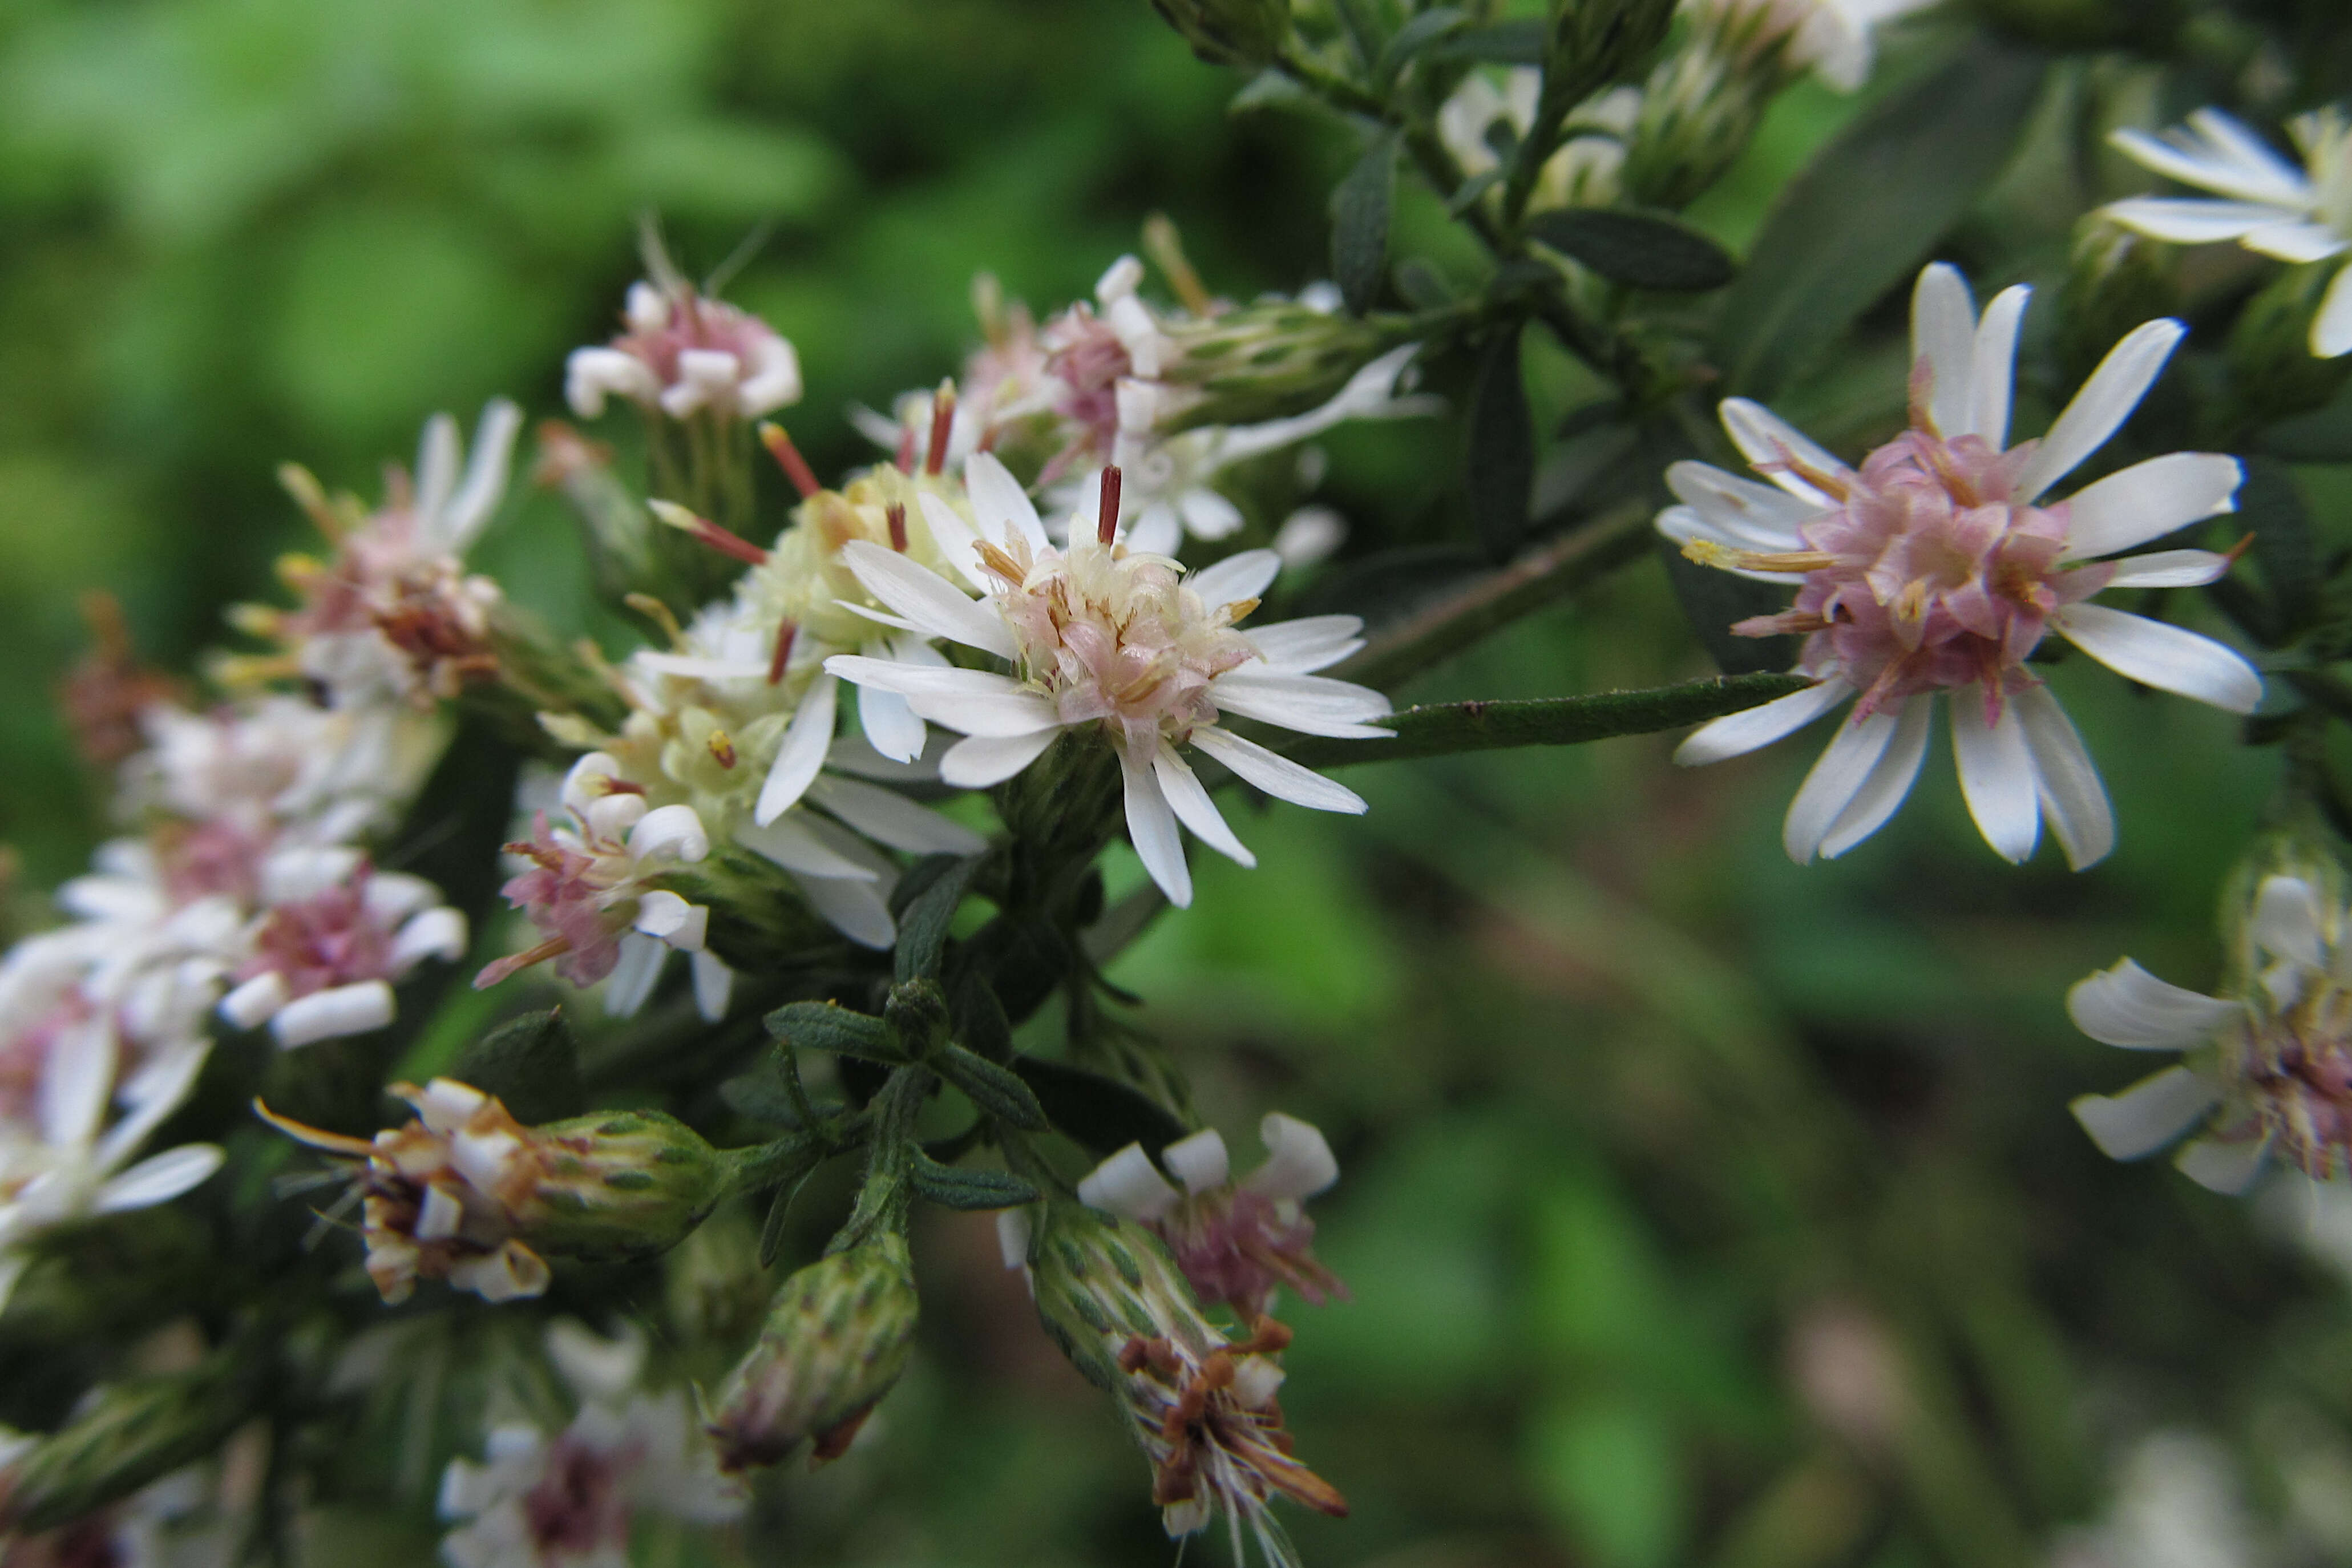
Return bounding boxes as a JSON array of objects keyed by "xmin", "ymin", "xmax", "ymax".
[
  {"xmin": 439, "ymin": 1321, "xmax": 743, "ymax": 1568},
  {"xmin": 1687, "ymin": 0, "xmax": 1935, "ymax": 92},
  {"xmin": 2055, "ymin": 1429, "xmax": 2273, "ymax": 1568},
  {"xmin": 1271, "ymin": 506, "xmax": 1346, "ymax": 572},
  {"xmin": 825, "ymin": 456, "xmax": 1391, "ymax": 908},
  {"xmin": 1077, "ymin": 1113, "xmax": 1345, "ymax": 1319},
  {"xmin": 2068, "ymin": 873, "xmax": 2352, "ymax": 1195},
  {"xmin": 567, "ymin": 280, "xmax": 802, "ymax": 423},
  {"xmin": 1664, "ymin": 262, "xmax": 2259, "ymax": 868},
  {"xmin": 1435, "ymin": 69, "xmax": 1639, "ymax": 208},
  {"xmin": 2103, "ymin": 108, "xmax": 2352, "ymax": 356},
  {"xmin": 215, "ymin": 860, "xmax": 467, "ymax": 1049}
]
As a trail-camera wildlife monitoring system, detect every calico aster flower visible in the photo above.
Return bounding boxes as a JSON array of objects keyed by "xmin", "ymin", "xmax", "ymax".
[
  {"xmin": 566, "ymin": 277, "xmax": 801, "ymax": 423},
  {"xmin": 215, "ymin": 855, "xmax": 467, "ymax": 1049},
  {"xmin": 2069, "ymin": 873, "xmax": 2352, "ymax": 1195},
  {"xmin": 1077, "ymin": 1113, "xmax": 1345, "ymax": 1320},
  {"xmin": 1663, "ymin": 262, "xmax": 2261, "ymax": 868},
  {"xmin": 2102, "ymin": 107, "xmax": 2352, "ymax": 357},
  {"xmin": 825, "ymin": 455, "xmax": 1390, "ymax": 907},
  {"xmin": 474, "ymin": 754, "xmax": 729, "ymax": 1021}
]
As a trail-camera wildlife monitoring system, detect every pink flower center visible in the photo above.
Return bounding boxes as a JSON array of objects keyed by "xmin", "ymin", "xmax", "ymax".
[
  {"xmin": 615, "ymin": 293, "xmax": 781, "ymax": 392},
  {"xmin": 1736, "ymin": 428, "xmax": 2111, "ymax": 721},
  {"xmin": 1039, "ymin": 304, "xmax": 1131, "ymax": 476},
  {"xmin": 237, "ymin": 868, "xmax": 399, "ymax": 997},
  {"xmin": 522, "ymin": 1437, "xmax": 633, "ymax": 1561},
  {"xmin": 1155, "ymin": 1190, "xmax": 1346, "ymax": 1319},
  {"xmin": 0, "ymin": 996, "xmax": 95, "ymax": 1125},
  {"xmin": 2240, "ymin": 984, "xmax": 2352, "ymax": 1177}
]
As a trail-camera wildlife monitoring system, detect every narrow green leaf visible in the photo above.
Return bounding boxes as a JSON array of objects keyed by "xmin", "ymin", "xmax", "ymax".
[
  {"xmin": 766, "ymin": 1001, "xmax": 903, "ymax": 1064},
  {"xmin": 1279, "ymin": 673, "xmax": 1813, "ymax": 769},
  {"xmin": 1711, "ymin": 38, "xmax": 2047, "ymax": 398},
  {"xmin": 1010, "ymin": 1056, "xmax": 1189, "ymax": 1156},
  {"xmin": 1525, "ymin": 208, "xmax": 1735, "ymax": 292},
  {"xmin": 1377, "ymin": 7, "xmax": 1468, "ymax": 84},
  {"xmin": 934, "ymin": 1045, "xmax": 1051, "ymax": 1131},
  {"xmin": 893, "ymin": 854, "xmax": 981, "ymax": 984},
  {"xmin": 2240, "ymin": 456, "xmax": 2320, "ymax": 641},
  {"xmin": 908, "ymin": 1153, "xmax": 1040, "ymax": 1212},
  {"xmin": 951, "ymin": 973, "xmax": 1016, "ymax": 1064},
  {"xmin": 1469, "ymin": 325, "xmax": 1534, "ymax": 562},
  {"xmin": 1332, "ymin": 132, "xmax": 1398, "ymax": 317},
  {"xmin": 1420, "ymin": 18, "xmax": 1543, "ymax": 63},
  {"xmin": 447, "ymin": 1008, "xmax": 582, "ymax": 1125}
]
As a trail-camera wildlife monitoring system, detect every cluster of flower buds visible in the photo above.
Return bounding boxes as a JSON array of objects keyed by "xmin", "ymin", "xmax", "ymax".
[{"xmin": 258, "ymin": 1078, "xmax": 735, "ymax": 1304}]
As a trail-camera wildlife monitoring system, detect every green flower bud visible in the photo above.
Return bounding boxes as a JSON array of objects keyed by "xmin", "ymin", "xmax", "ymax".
[
  {"xmin": 2228, "ymin": 263, "xmax": 2352, "ymax": 429},
  {"xmin": 0, "ymin": 1348, "xmax": 257, "ymax": 1533},
  {"xmin": 1136, "ymin": 300, "xmax": 1407, "ymax": 435},
  {"xmin": 1620, "ymin": 41, "xmax": 1771, "ymax": 210},
  {"xmin": 1545, "ymin": 0, "xmax": 1676, "ymax": 111},
  {"xmin": 2056, "ymin": 220, "xmax": 2179, "ymax": 386},
  {"xmin": 1147, "ymin": 0, "xmax": 1290, "ymax": 67},
  {"xmin": 260, "ymin": 1078, "xmax": 736, "ymax": 1306},
  {"xmin": 706, "ymin": 1232, "xmax": 919, "ymax": 1472}
]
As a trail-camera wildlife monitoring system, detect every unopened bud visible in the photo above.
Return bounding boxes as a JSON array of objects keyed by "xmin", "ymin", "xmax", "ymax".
[
  {"xmin": 1142, "ymin": 301, "xmax": 1401, "ymax": 434},
  {"xmin": 706, "ymin": 1232, "xmax": 919, "ymax": 1472},
  {"xmin": 1620, "ymin": 41, "xmax": 1772, "ymax": 209},
  {"xmin": 2228, "ymin": 262, "xmax": 2352, "ymax": 428},
  {"xmin": 1545, "ymin": 0, "xmax": 1676, "ymax": 110},
  {"xmin": 260, "ymin": 1079, "xmax": 735, "ymax": 1306},
  {"xmin": 1147, "ymin": 0, "xmax": 1290, "ymax": 67},
  {"xmin": 2057, "ymin": 220, "xmax": 2179, "ymax": 386},
  {"xmin": 0, "ymin": 1348, "xmax": 256, "ymax": 1533}
]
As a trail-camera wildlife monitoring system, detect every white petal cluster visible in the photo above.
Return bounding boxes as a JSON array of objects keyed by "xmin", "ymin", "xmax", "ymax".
[
  {"xmin": 2103, "ymin": 107, "xmax": 2352, "ymax": 357},
  {"xmin": 438, "ymin": 1322, "xmax": 743, "ymax": 1568},
  {"xmin": 1664, "ymin": 262, "xmax": 2261, "ymax": 868},
  {"xmin": 1687, "ymin": 0, "xmax": 1936, "ymax": 92},
  {"xmin": 825, "ymin": 452, "xmax": 1391, "ymax": 908},
  {"xmin": 2069, "ymin": 873, "xmax": 2352, "ymax": 1194},
  {"xmin": 566, "ymin": 279, "xmax": 803, "ymax": 422},
  {"xmin": 1436, "ymin": 70, "xmax": 1638, "ymax": 210}
]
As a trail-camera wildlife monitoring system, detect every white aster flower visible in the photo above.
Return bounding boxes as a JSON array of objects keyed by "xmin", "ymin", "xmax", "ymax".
[
  {"xmin": 824, "ymin": 455, "xmax": 1391, "ymax": 908},
  {"xmin": 2068, "ymin": 872, "xmax": 2352, "ymax": 1195},
  {"xmin": 1435, "ymin": 69, "xmax": 1639, "ymax": 208},
  {"xmin": 215, "ymin": 857, "xmax": 469, "ymax": 1049},
  {"xmin": 566, "ymin": 278, "xmax": 802, "ymax": 422},
  {"xmin": 1663, "ymin": 262, "xmax": 2261, "ymax": 868},
  {"xmin": 2103, "ymin": 107, "xmax": 2352, "ymax": 356}
]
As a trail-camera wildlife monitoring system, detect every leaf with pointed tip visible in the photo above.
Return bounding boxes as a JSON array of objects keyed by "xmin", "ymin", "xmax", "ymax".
[
  {"xmin": 934, "ymin": 1045, "xmax": 1050, "ymax": 1130},
  {"xmin": 907, "ymin": 1153, "xmax": 1040, "ymax": 1212},
  {"xmin": 1010, "ymin": 1056, "xmax": 1189, "ymax": 1156},
  {"xmin": 894, "ymin": 854, "xmax": 981, "ymax": 984},
  {"xmin": 766, "ymin": 1001, "xmax": 903, "ymax": 1064},
  {"xmin": 1525, "ymin": 208, "xmax": 1734, "ymax": 292},
  {"xmin": 1332, "ymin": 132, "xmax": 1398, "ymax": 317},
  {"xmin": 1377, "ymin": 6, "xmax": 1468, "ymax": 84},
  {"xmin": 1420, "ymin": 18, "xmax": 1542, "ymax": 62}
]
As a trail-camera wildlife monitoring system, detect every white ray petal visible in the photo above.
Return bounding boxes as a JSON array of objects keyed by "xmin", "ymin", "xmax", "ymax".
[
  {"xmin": 806, "ymin": 774, "xmax": 988, "ymax": 856},
  {"xmin": 441, "ymin": 399, "xmax": 524, "ymax": 553},
  {"xmin": 1162, "ymin": 1129, "xmax": 1232, "ymax": 1194},
  {"xmin": 1719, "ymin": 399, "xmax": 1854, "ymax": 503},
  {"xmin": 2052, "ymin": 603, "xmax": 2262, "ymax": 714},
  {"xmin": 1911, "ymin": 262, "xmax": 1978, "ymax": 438},
  {"xmin": 2242, "ymin": 220, "xmax": 2350, "ymax": 264},
  {"xmin": 1179, "ymin": 487, "xmax": 1247, "ymax": 540},
  {"xmin": 2063, "ymin": 452, "xmax": 2241, "ymax": 559},
  {"xmin": 1784, "ymin": 708, "xmax": 1900, "ymax": 864},
  {"xmin": 2015, "ymin": 319, "xmax": 2185, "ymax": 500},
  {"xmin": 736, "ymin": 814, "xmax": 880, "ymax": 880},
  {"xmin": 1664, "ymin": 460, "xmax": 1824, "ymax": 545},
  {"xmin": 2013, "ymin": 685, "xmax": 2114, "ymax": 870},
  {"xmin": 1153, "ymin": 743, "xmax": 1255, "ymax": 868},
  {"xmin": 1952, "ymin": 690, "xmax": 2040, "ymax": 863},
  {"xmin": 858, "ymin": 681, "xmax": 929, "ymax": 765},
  {"xmin": 1189, "ymin": 549, "xmax": 1283, "ymax": 611},
  {"xmin": 916, "ymin": 491, "xmax": 988, "ymax": 591},
  {"xmin": 826, "ymin": 658, "xmax": 1062, "ymax": 737},
  {"xmin": 2176, "ymin": 1134, "xmax": 2273, "ymax": 1195},
  {"xmin": 1244, "ymin": 616, "xmax": 1365, "ymax": 673},
  {"xmin": 2111, "ymin": 116, "xmax": 2312, "ymax": 207},
  {"xmin": 939, "ymin": 727, "xmax": 1064, "ymax": 787},
  {"xmin": 2315, "ymin": 262, "xmax": 2352, "ymax": 359},
  {"xmin": 1189, "ymin": 726, "xmax": 1366, "ymax": 813},
  {"xmin": 1209, "ymin": 669, "xmax": 1393, "ymax": 738},
  {"xmin": 2102, "ymin": 196, "xmax": 2315, "ymax": 244},
  {"xmin": 603, "ymin": 932, "xmax": 667, "ymax": 1018},
  {"xmin": 2250, "ymin": 875, "xmax": 2327, "ymax": 971},
  {"xmin": 964, "ymin": 450, "xmax": 1048, "ymax": 549},
  {"xmin": 272, "ymin": 981, "xmax": 395, "ymax": 1049},
  {"xmin": 1077, "ymin": 1143, "xmax": 1181, "ymax": 1221},
  {"xmin": 2071, "ymin": 1065, "xmax": 2220, "ymax": 1161},
  {"xmin": 1247, "ymin": 1112, "xmax": 1339, "ymax": 1199},
  {"xmin": 2068, "ymin": 959, "xmax": 2240, "ymax": 1048},
  {"xmin": 2099, "ymin": 549, "xmax": 2233, "ymax": 589},
  {"xmin": 1967, "ymin": 285, "xmax": 2031, "ymax": 446},
  {"xmin": 691, "ymin": 951, "xmax": 733, "ymax": 1022},
  {"xmin": 39, "ymin": 1018, "xmax": 114, "ymax": 1149},
  {"xmin": 1119, "ymin": 745, "xmax": 1191, "ymax": 908},
  {"xmin": 414, "ymin": 413, "xmax": 460, "ymax": 528},
  {"xmin": 92, "ymin": 1145, "xmax": 224, "ymax": 1214},
  {"xmin": 1674, "ymin": 678, "xmax": 1850, "ymax": 766},
  {"xmin": 787, "ymin": 872, "xmax": 895, "ymax": 950},
  {"xmin": 755, "ymin": 672, "xmax": 836, "ymax": 826},
  {"xmin": 1818, "ymin": 696, "xmax": 1933, "ymax": 859},
  {"xmin": 838, "ymin": 541, "xmax": 1016, "ymax": 658},
  {"xmin": 92, "ymin": 1044, "xmax": 209, "ymax": 1170},
  {"xmin": 1656, "ymin": 507, "xmax": 1810, "ymax": 584}
]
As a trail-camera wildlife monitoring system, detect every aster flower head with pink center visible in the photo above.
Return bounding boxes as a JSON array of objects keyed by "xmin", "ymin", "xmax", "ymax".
[
  {"xmin": 1038, "ymin": 256, "xmax": 1179, "ymax": 479},
  {"xmin": 474, "ymin": 753, "xmax": 729, "ymax": 1021},
  {"xmin": 215, "ymin": 854, "xmax": 467, "ymax": 1050},
  {"xmin": 2068, "ymin": 871, "xmax": 2352, "ymax": 1197},
  {"xmin": 1077, "ymin": 1113, "xmax": 1346, "ymax": 1320},
  {"xmin": 823, "ymin": 454, "xmax": 1392, "ymax": 908},
  {"xmin": 565, "ymin": 269, "xmax": 802, "ymax": 424},
  {"xmin": 1663, "ymin": 262, "xmax": 2262, "ymax": 869}
]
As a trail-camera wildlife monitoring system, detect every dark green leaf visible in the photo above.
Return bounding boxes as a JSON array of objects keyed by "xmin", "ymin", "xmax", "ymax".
[
  {"xmin": 951, "ymin": 973, "xmax": 1015, "ymax": 1064},
  {"xmin": 1469, "ymin": 325, "xmax": 1534, "ymax": 562},
  {"xmin": 1332, "ymin": 132, "xmax": 1397, "ymax": 317},
  {"xmin": 2239, "ymin": 456, "xmax": 2319, "ymax": 641},
  {"xmin": 893, "ymin": 854, "xmax": 981, "ymax": 984},
  {"xmin": 1420, "ymin": 18, "xmax": 1543, "ymax": 63},
  {"xmin": 1011, "ymin": 1056, "xmax": 1189, "ymax": 1156},
  {"xmin": 934, "ymin": 1045, "xmax": 1050, "ymax": 1130},
  {"xmin": 1377, "ymin": 7, "xmax": 1468, "ymax": 84},
  {"xmin": 1525, "ymin": 208, "xmax": 1735, "ymax": 292},
  {"xmin": 1446, "ymin": 168, "xmax": 1503, "ymax": 216},
  {"xmin": 446, "ymin": 1009, "xmax": 581, "ymax": 1125},
  {"xmin": 2262, "ymin": 390, "xmax": 2352, "ymax": 463},
  {"xmin": 907, "ymin": 1153, "xmax": 1039, "ymax": 1211},
  {"xmin": 757, "ymin": 1159, "xmax": 826, "ymax": 1268},
  {"xmin": 766, "ymin": 1001, "xmax": 903, "ymax": 1064},
  {"xmin": 1711, "ymin": 38, "xmax": 2047, "ymax": 398},
  {"xmin": 1280, "ymin": 672, "xmax": 1813, "ymax": 769}
]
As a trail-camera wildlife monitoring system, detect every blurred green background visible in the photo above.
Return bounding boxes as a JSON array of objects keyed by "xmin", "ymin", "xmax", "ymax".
[{"xmin": 4, "ymin": 2, "xmax": 2351, "ymax": 1565}]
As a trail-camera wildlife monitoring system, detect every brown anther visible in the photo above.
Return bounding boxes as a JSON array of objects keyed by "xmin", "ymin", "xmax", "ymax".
[
  {"xmin": 1197, "ymin": 1351, "xmax": 1236, "ymax": 1393},
  {"xmin": 887, "ymin": 502, "xmax": 909, "ymax": 553},
  {"xmin": 1231, "ymin": 1316, "xmax": 1292, "ymax": 1356},
  {"xmin": 1098, "ymin": 465, "xmax": 1123, "ymax": 547},
  {"xmin": 708, "ymin": 729, "xmax": 738, "ymax": 769},
  {"xmin": 757, "ymin": 422, "xmax": 822, "ymax": 500},
  {"xmin": 924, "ymin": 380, "xmax": 957, "ymax": 476},
  {"xmin": 1118, "ymin": 1336, "xmax": 1154, "ymax": 1375},
  {"xmin": 975, "ymin": 541, "xmax": 1024, "ymax": 584},
  {"xmin": 767, "ymin": 619, "xmax": 798, "ymax": 686},
  {"xmin": 1151, "ymin": 1455, "xmax": 1202, "ymax": 1506}
]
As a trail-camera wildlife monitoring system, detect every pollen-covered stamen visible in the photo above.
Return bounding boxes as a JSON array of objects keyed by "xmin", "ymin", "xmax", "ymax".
[
  {"xmin": 1098, "ymin": 464, "xmax": 1124, "ymax": 547},
  {"xmin": 924, "ymin": 379, "xmax": 957, "ymax": 476},
  {"xmin": 648, "ymin": 499, "xmax": 770, "ymax": 567},
  {"xmin": 887, "ymin": 503, "xmax": 909, "ymax": 553},
  {"xmin": 707, "ymin": 729, "xmax": 737, "ymax": 769},
  {"xmin": 1680, "ymin": 538, "xmax": 1838, "ymax": 573},
  {"xmin": 767, "ymin": 619, "xmax": 798, "ymax": 686},
  {"xmin": 757, "ymin": 422, "xmax": 822, "ymax": 500}
]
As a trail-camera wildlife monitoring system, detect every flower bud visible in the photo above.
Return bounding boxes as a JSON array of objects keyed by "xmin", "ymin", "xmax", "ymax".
[
  {"xmin": 260, "ymin": 1079, "xmax": 735, "ymax": 1305},
  {"xmin": 1139, "ymin": 300, "xmax": 1401, "ymax": 434},
  {"xmin": 705, "ymin": 1232, "xmax": 919, "ymax": 1472},
  {"xmin": 0, "ymin": 1349, "xmax": 256, "ymax": 1534},
  {"xmin": 1545, "ymin": 0, "xmax": 1676, "ymax": 111},
  {"xmin": 1147, "ymin": 0, "xmax": 1290, "ymax": 67},
  {"xmin": 2056, "ymin": 220, "xmax": 2178, "ymax": 386},
  {"xmin": 1620, "ymin": 41, "xmax": 1773, "ymax": 209},
  {"xmin": 2228, "ymin": 262, "xmax": 2352, "ymax": 429}
]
